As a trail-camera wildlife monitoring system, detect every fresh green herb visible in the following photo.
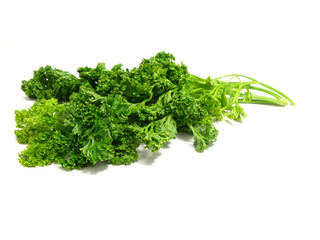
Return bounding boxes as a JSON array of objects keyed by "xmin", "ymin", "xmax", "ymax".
[{"xmin": 15, "ymin": 52, "xmax": 294, "ymax": 170}]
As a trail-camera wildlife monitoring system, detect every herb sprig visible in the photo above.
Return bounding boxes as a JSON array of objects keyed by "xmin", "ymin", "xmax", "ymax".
[{"xmin": 15, "ymin": 52, "xmax": 294, "ymax": 170}]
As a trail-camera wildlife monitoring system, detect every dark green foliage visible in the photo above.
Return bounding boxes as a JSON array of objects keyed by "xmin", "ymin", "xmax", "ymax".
[
  {"xmin": 21, "ymin": 65, "xmax": 83, "ymax": 102},
  {"xmin": 15, "ymin": 52, "xmax": 294, "ymax": 170}
]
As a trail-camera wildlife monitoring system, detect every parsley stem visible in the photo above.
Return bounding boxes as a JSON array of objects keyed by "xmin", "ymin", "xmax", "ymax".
[
  {"xmin": 188, "ymin": 73, "xmax": 294, "ymax": 107},
  {"xmin": 236, "ymin": 74, "xmax": 295, "ymax": 105},
  {"xmin": 242, "ymin": 95, "xmax": 287, "ymax": 106}
]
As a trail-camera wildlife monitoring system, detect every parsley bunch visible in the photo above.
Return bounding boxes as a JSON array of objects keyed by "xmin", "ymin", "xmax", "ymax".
[{"xmin": 15, "ymin": 52, "xmax": 294, "ymax": 170}]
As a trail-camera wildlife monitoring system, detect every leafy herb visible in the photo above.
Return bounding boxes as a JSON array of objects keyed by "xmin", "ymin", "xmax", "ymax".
[{"xmin": 15, "ymin": 52, "xmax": 294, "ymax": 170}]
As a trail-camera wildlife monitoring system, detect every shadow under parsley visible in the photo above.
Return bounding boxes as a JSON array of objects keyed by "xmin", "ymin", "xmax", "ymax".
[
  {"xmin": 176, "ymin": 132, "xmax": 193, "ymax": 146},
  {"xmin": 81, "ymin": 161, "xmax": 109, "ymax": 174},
  {"xmin": 137, "ymin": 132, "xmax": 195, "ymax": 165},
  {"xmin": 56, "ymin": 161, "xmax": 109, "ymax": 174},
  {"xmin": 137, "ymin": 145, "xmax": 162, "ymax": 166}
]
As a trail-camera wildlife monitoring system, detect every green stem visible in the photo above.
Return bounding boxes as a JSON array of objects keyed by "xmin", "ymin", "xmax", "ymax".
[
  {"xmin": 248, "ymin": 86, "xmax": 286, "ymax": 102},
  {"xmin": 187, "ymin": 73, "xmax": 294, "ymax": 107},
  {"xmin": 236, "ymin": 74, "xmax": 295, "ymax": 105},
  {"xmin": 239, "ymin": 99, "xmax": 284, "ymax": 106},
  {"xmin": 249, "ymin": 95, "xmax": 287, "ymax": 106}
]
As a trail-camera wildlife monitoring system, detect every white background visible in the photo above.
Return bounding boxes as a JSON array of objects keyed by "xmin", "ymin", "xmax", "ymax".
[{"xmin": 1, "ymin": 0, "xmax": 319, "ymax": 239}]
